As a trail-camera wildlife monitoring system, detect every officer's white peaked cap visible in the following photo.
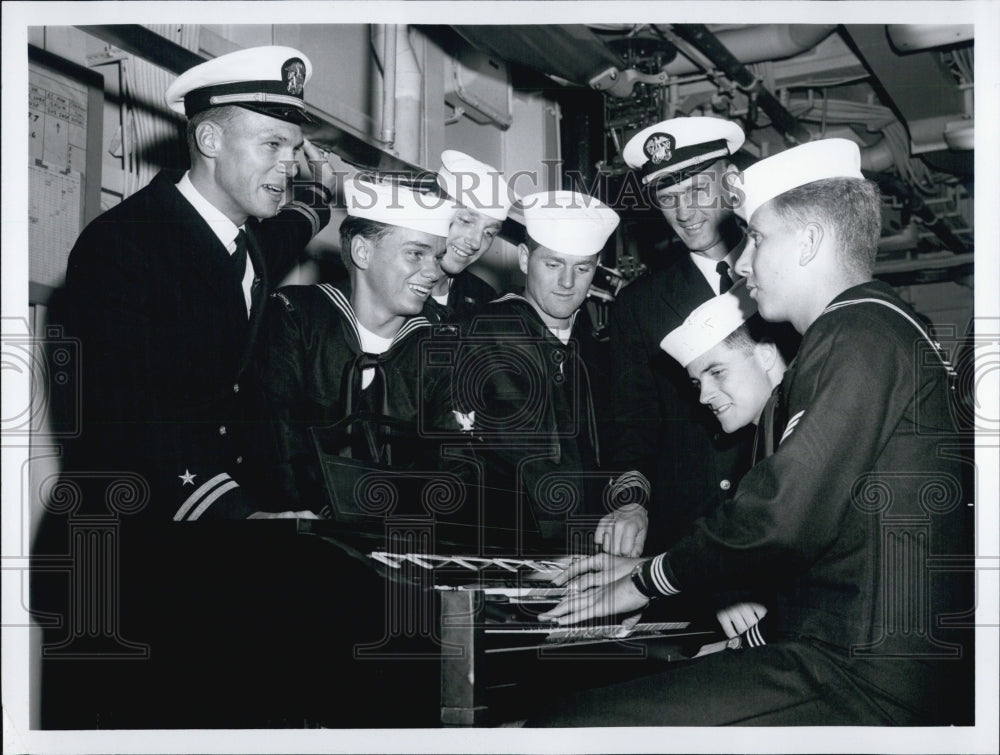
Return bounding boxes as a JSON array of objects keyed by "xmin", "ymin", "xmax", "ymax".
[
  {"xmin": 437, "ymin": 150, "xmax": 513, "ymax": 222},
  {"xmin": 623, "ymin": 117, "xmax": 745, "ymax": 186},
  {"xmin": 660, "ymin": 279, "xmax": 758, "ymax": 367},
  {"xmin": 343, "ymin": 177, "xmax": 455, "ymax": 238},
  {"xmin": 165, "ymin": 46, "xmax": 314, "ymax": 124},
  {"xmin": 521, "ymin": 191, "xmax": 620, "ymax": 256},
  {"xmin": 736, "ymin": 138, "xmax": 864, "ymax": 223}
]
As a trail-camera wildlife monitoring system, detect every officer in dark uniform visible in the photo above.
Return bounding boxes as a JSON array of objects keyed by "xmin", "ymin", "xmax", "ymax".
[
  {"xmin": 534, "ymin": 139, "xmax": 973, "ymax": 726},
  {"xmin": 34, "ymin": 46, "xmax": 337, "ymax": 728},
  {"xmin": 599, "ymin": 116, "xmax": 755, "ymax": 558},
  {"xmin": 424, "ymin": 149, "xmax": 514, "ymax": 324},
  {"xmin": 455, "ymin": 190, "xmax": 619, "ymax": 544},
  {"xmin": 54, "ymin": 45, "xmax": 334, "ymax": 521}
]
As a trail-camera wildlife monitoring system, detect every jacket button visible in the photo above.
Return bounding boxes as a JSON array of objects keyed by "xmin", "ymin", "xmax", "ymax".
[
  {"xmin": 218, "ymin": 425, "xmax": 227, "ymax": 436},
  {"xmin": 720, "ymin": 479, "xmax": 731, "ymax": 491},
  {"xmin": 235, "ymin": 456, "xmax": 243, "ymax": 464},
  {"xmin": 233, "ymin": 383, "xmax": 240, "ymax": 393}
]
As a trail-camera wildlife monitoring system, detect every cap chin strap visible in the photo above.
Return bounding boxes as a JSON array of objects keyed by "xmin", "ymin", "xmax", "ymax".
[{"xmin": 209, "ymin": 92, "xmax": 305, "ymax": 108}]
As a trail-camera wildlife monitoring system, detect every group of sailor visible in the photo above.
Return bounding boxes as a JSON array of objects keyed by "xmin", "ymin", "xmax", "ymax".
[{"xmin": 39, "ymin": 44, "xmax": 972, "ymax": 727}]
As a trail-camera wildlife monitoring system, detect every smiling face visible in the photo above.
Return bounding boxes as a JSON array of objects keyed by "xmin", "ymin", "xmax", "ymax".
[
  {"xmin": 734, "ymin": 201, "xmax": 804, "ymax": 325},
  {"xmin": 518, "ymin": 245, "xmax": 599, "ymax": 329},
  {"xmin": 203, "ymin": 107, "xmax": 304, "ymax": 225},
  {"xmin": 362, "ymin": 225, "xmax": 446, "ymax": 320},
  {"xmin": 686, "ymin": 340, "xmax": 775, "ymax": 433},
  {"xmin": 653, "ymin": 162, "xmax": 737, "ymax": 260},
  {"xmin": 441, "ymin": 206, "xmax": 503, "ymax": 276}
]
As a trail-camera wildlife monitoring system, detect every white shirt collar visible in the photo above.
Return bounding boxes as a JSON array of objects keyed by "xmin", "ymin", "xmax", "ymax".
[
  {"xmin": 355, "ymin": 322, "xmax": 395, "ymax": 355},
  {"xmin": 431, "ymin": 276, "xmax": 453, "ymax": 306},
  {"xmin": 175, "ymin": 171, "xmax": 242, "ymax": 251},
  {"xmin": 689, "ymin": 245, "xmax": 742, "ymax": 296}
]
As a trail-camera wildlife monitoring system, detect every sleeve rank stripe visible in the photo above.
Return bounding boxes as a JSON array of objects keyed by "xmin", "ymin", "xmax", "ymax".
[
  {"xmin": 174, "ymin": 473, "xmax": 232, "ymax": 521},
  {"xmin": 282, "ymin": 201, "xmax": 320, "ymax": 236},
  {"xmin": 186, "ymin": 480, "xmax": 240, "ymax": 521},
  {"xmin": 747, "ymin": 622, "xmax": 766, "ymax": 647},
  {"xmin": 648, "ymin": 553, "xmax": 680, "ymax": 596},
  {"xmin": 295, "ymin": 182, "xmax": 332, "ymax": 205},
  {"xmin": 779, "ymin": 410, "xmax": 805, "ymax": 445}
]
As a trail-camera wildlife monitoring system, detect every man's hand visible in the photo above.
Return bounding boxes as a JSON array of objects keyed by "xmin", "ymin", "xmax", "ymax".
[
  {"xmin": 716, "ymin": 602, "xmax": 767, "ymax": 638},
  {"xmin": 550, "ymin": 552, "xmax": 644, "ymax": 591},
  {"xmin": 594, "ymin": 503, "xmax": 647, "ymax": 557},
  {"xmin": 538, "ymin": 570, "xmax": 650, "ymax": 626},
  {"xmin": 298, "ymin": 139, "xmax": 345, "ymax": 194}
]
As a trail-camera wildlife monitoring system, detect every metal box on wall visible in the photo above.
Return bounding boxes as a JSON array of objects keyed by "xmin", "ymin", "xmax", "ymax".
[{"xmin": 445, "ymin": 46, "xmax": 513, "ymax": 129}]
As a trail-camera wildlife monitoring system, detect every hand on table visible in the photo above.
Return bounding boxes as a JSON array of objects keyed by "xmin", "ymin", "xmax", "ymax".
[
  {"xmin": 594, "ymin": 503, "xmax": 647, "ymax": 557},
  {"xmin": 716, "ymin": 602, "xmax": 767, "ymax": 638}
]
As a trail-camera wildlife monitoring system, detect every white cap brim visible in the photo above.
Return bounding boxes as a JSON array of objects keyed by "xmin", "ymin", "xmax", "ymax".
[
  {"xmin": 437, "ymin": 150, "xmax": 513, "ymax": 222},
  {"xmin": 344, "ymin": 178, "xmax": 456, "ymax": 238},
  {"xmin": 736, "ymin": 138, "xmax": 864, "ymax": 223},
  {"xmin": 659, "ymin": 279, "xmax": 758, "ymax": 367},
  {"xmin": 521, "ymin": 191, "xmax": 620, "ymax": 256}
]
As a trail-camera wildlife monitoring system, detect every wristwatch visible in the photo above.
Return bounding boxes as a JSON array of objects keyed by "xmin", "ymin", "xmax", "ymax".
[{"xmin": 630, "ymin": 560, "xmax": 659, "ymax": 599}]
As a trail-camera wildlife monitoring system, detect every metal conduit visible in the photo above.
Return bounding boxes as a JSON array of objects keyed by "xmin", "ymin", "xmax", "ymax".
[
  {"xmin": 670, "ymin": 24, "xmax": 813, "ymax": 145},
  {"xmin": 380, "ymin": 24, "xmax": 398, "ymax": 150}
]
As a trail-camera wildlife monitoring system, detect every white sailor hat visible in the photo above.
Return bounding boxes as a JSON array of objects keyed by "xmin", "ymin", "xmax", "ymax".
[
  {"xmin": 343, "ymin": 177, "xmax": 455, "ymax": 238},
  {"xmin": 165, "ymin": 46, "xmax": 314, "ymax": 125},
  {"xmin": 736, "ymin": 138, "xmax": 864, "ymax": 223},
  {"xmin": 623, "ymin": 117, "xmax": 745, "ymax": 187},
  {"xmin": 521, "ymin": 191, "xmax": 620, "ymax": 256},
  {"xmin": 437, "ymin": 150, "xmax": 513, "ymax": 222},
  {"xmin": 659, "ymin": 279, "xmax": 758, "ymax": 367}
]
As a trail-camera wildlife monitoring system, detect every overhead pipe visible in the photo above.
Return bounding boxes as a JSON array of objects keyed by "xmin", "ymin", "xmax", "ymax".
[
  {"xmin": 378, "ymin": 24, "xmax": 398, "ymax": 151},
  {"xmin": 871, "ymin": 172, "xmax": 967, "ymax": 255},
  {"xmin": 662, "ymin": 24, "xmax": 837, "ymax": 76},
  {"xmin": 886, "ymin": 24, "xmax": 973, "ymax": 53},
  {"xmin": 820, "ymin": 127, "xmax": 896, "ymax": 173},
  {"xmin": 393, "ymin": 26, "xmax": 423, "ymax": 165},
  {"xmin": 670, "ymin": 24, "xmax": 813, "ymax": 145}
]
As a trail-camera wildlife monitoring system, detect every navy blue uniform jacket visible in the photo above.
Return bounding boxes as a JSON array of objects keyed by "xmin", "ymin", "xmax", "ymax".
[
  {"xmin": 607, "ymin": 253, "xmax": 755, "ymax": 552},
  {"xmin": 457, "ymin": 294, "xmax": 608, "ymax": 539},
  {"xmin": 55, "ymin": 170, "xmax": 330, "ymax": 520},
  {"xmin": 255, "ymin": 283, "xmax": 462, "ymax": 513},
  {"xmin": 654, "ymin": 281, "xmax": 973, "ymax": 712}
]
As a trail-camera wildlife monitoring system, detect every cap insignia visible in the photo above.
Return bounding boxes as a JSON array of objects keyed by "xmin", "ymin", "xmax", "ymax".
[
  {"xmin": 643, "ymin": 132, "xmax": 675, "ymax": 165},
  {"xmin": 282, "ymin": 58, "xmax": 306, "ymax": 96}
]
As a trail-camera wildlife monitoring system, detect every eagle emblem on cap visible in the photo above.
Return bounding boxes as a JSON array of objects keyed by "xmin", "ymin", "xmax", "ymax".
[
  {"xmin": 643, "ymin": 132, "xmax": 675, "ymax": 165},
  {"xmin": 282, "ymin": 58, "xmax": 306, "ymax": 96}
]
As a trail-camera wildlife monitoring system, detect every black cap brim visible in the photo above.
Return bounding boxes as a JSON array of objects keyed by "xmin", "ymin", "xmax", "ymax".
[{"xmin": 234, "ymin": 103, "xmax": 316, "ymax": 126}]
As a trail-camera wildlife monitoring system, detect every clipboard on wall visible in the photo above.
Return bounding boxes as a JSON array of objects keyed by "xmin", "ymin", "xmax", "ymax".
[{"xmin": 28, "ymin": 44, "xmax": 104, "ymax": 305}]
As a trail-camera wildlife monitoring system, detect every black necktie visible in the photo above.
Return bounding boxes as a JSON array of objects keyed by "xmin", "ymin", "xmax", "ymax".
[
  {"xmin": 232, "ymin": 229, "xmax": 248, "ymax": 291},
  {"xmin": 717, "ymin": 260, "xmax": 733, "ymax": 294}
]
